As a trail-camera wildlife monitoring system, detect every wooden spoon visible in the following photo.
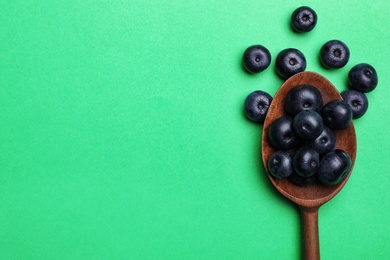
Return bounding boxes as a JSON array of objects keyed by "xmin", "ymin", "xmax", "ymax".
[{"xmin": 261, "ymin": 71, "xmax": 357, "ymax": 260}]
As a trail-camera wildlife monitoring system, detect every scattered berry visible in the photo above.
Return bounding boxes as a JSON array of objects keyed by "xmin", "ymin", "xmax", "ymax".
[
  {"xmin": 242, "ymin": 45, "xmax": 271, "ymax": 73},
  {"xmin": 291, "ymin": 6, "xmax": 317, "ymax": 33},
  {"xmin": 320, "ymin": 40, "xmax": 350, "ymax": 69},
  {"xmin": 244, "ymin": 90, "xmax": 273, "ymax": 123},
  {"xmin": 341, "ymin": 89, "xmax": 369, "ymax": 119},
  {"xmin": 348, "ymin": 63, "xmax": 378, "ymax": 92},
  {"xmin": 275, "ymin": 48, "xmax": 306, "ymax": 79}
]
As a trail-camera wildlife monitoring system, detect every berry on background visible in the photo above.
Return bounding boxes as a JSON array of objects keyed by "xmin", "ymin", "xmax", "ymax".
[
  {"xmin": 242, "ymin": 45, "xmax": 271, "ymax": 74},
  {"xmin": 341, "ymin": 89, "xmax": 369, "ymax": 119},
  {"xmin": 291, "ymin": 6, "xmax": 317, "ymax": 33},
  {"xmin": 348, "ymin": 63, "xmax": 378, "ymax": 92},
  {"xmin": 244, "ymin": 90, "xmax": 273, "ymax": 123},
  {"xmin": 275, "ymin": 48, "xmax": 306, "ymax": 79},
  {"xmin": 320, "ymin": 40, "xmax": 350, "ymax": 69}
]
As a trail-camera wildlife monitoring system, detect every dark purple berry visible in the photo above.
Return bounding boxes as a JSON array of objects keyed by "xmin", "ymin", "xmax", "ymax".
[
  {"xmin": 242, "ymin": 45, "xmax": 271, "ymax": 74},
  {"xmin": 275, "ymin": 48, "xmax": 306, "ymax": 79},
  {"xmin": 341, "ymin": 89, "xmax": 369, "ymax": 119},
  {"xmin": 244, "ymin": 90, "xmax": 273, "ymax": 123},
  {"xmin": 293, "ymin": 147, "xmax": 320, "ymax": 177},
  {"xmin": 348, "ymin": 63, "xmax": 378, "ymax": 92},
  {"xmin": 293, "ymin": 110, "xmax": 324, "ymax": 140},
  {"xmin": 318, "ymin": 149, "xmax": 352, "ymax": 185},
  {"xmin": 291, "ymin": 6, "xmax": 317, "ymax": 33},
  {"xmin": 268, "ymin": 150, "xmax": 293, "ymax": 179},
  {"xmin": 322, "ymin": 100, "xmax": 353, "ymax": 130},
  {"xmin": 268, "ymin": 116, "xmax": 300, "ymax": 150},
  {"xmin": 320, "ymin": 40, "xmax": 350, "ymax": 69},
  {"xmin": 285, "ymin": 85, "xmax": 323, "ymax": 116},
  {"xmin": 305, "ymin": 126, "xmax": 336, "ymax": 155}
]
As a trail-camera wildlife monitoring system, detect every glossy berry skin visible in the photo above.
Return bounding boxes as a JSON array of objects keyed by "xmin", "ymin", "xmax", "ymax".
[
  {"xmin": 341, "ymin": 89, "xmax": 369, "ymax": 119},
  {"xmin": 322, "ymin": 100, "xmax": 353, "ymax": 130},
  {"xmin": 289, "ymin": 171, "xmax": 318, "ymax": 186},
  {"xmin": 291, "ymin": 6, "xmax": 317, "ymax": 33},
  {"xmin": 275, "ymin": 48, "xmax": 306, "ymax": 79},
  {"xmin": 268, "ymin": 116, "xmax": 300, "ymax": 150},
  {"xmin": 242, "ymin": 45, "xmax": 271, "ymax": 74},
  {"xmin": 320, "ymin": 40, "xmax": 350, "ymax": 69},
  {"xmin": 285, "ymin": 84, "xmax": 323, "ymax": 116},
  {"xmin": 268, "ymin": 150, "xmax": 293, "ymax": 179},
  {"xmin": 318, "ymin": 149, "xmax": 352, "ymax": 185},
  {"xmin": 244, "ymin": 90, "xmax": 273, "ymax": 123},
  {"xmin": 293, "ymin": 147, "xmax": 319, "ymax": 177},
  {"xmin": 348, "ymin": 63, "xmax": 378, "ymax": 92},
  {"xmin": 293, "ymin": 110, "xmax": 324, "ymax": 140},
  {"xmin": 305, "ymin": 125, "xmax": 336, "ymax": 155}
]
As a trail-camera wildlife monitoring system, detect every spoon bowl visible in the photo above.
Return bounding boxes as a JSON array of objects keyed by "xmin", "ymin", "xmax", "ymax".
[{"xmin": 261, "ymin": 71, "xmax": 356, "ymax": 259}]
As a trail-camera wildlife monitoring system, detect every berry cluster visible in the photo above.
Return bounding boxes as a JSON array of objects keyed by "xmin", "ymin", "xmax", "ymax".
[
  {"xmin": 267, "ymin": 85, "xmax": 352, "ymax": 185},
  {"xmin": 242, "ymin": 6, "xmax": 379, "ymax": 186}
]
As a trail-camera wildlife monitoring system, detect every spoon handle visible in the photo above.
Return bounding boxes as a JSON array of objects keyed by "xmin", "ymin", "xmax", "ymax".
[{"xmin": 300, "ymin": 206, "xmax": 320, "ymax": 260}]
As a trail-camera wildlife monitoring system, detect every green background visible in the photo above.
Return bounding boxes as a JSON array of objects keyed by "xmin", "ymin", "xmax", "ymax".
[{"xmin": 1, "ymin": 0, "xmax": 389, "ymax": 259}]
